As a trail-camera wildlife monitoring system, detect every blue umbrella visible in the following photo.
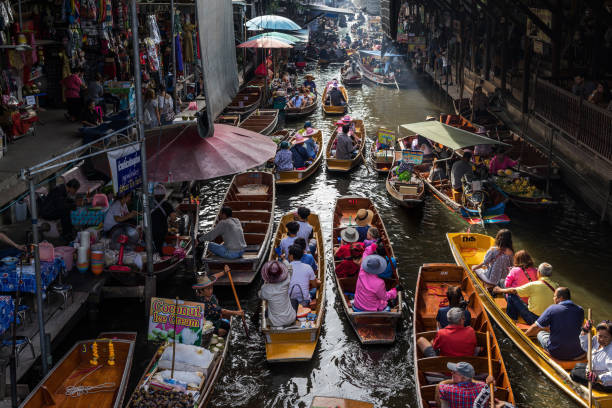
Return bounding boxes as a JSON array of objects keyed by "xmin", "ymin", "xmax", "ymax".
[{"xmin": 246, "ymin": 15, "xmax": 301, "ymax": 31}]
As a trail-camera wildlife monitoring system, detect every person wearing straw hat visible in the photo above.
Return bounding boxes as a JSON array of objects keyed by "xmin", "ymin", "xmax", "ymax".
[
  {"xmin": 352, "ymin": 254, "xmax": 400, "ymax": 312},
  {"xmin": 354, "ymin": 208, "xmax": 374, "ymax": 242},
  {"xmin": 193, "ymin": 271, "xmax": 244, "ymax": 336},
  {"xmin": 435, "ymin": 361, "xmax": 495, "ymax": 408},
  {"xmin": 290, "ymin": 135, "xmax": 311, "ymax": 169},
  {"xmin": 334, "ymin": 227, "xmax": 364, "ymax": 259},
  {"xmin": 303, "ymin": 75, "xmax": 317, "ymax": 94},
  {"xmin": 259, "ymin": 260, "xmax": 296, "ymax": 327}
]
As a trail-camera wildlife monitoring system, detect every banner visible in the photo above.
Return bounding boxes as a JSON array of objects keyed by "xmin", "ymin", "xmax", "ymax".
[
  {"xmin": 107, "ymin": 145, "xmax": 142, "ymax": 194},
  {"xmin": 377, "ymin": 129, "xmax": 395, "ymax": 147},
  {"xmin": 148, "ymin": 297, "xmax": 207, "ymax": 345},
  {"xmin": 402, "ymin": 149, "xmax": 424, "ymax": 164}
]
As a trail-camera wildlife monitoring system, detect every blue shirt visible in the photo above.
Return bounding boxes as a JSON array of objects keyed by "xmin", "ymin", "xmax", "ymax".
[
  {"xmin": 304, "ymin": 138, "xmax": 318, "ymax": 159},
  {"xmin": 436, "ymin": 306, "xmax": 472, "ymax": 328},
  {"xmin": 355, "ymin": 226, "xmax": 369, "ymax": 242},
  {"xmin": 303, "ymin": 80, "xmax": 316, "ymax": 92},
  {"xmin": 291, "ymin": 144, "xmax": 310, "ymax": 168},
  {"xmin": 378, "ymin": 256, "xmax": 397, "ymax": 279},
  {"xmin": 300, "ymin": 253, "xmax": 317, "ymax": 271},
  {"xmin": 279, "ymin": 236, "xmax": 296, "ymax": 258},
  {"xmin": 537, "ymin": 300, "xmax": 584, "ymax": 360}
]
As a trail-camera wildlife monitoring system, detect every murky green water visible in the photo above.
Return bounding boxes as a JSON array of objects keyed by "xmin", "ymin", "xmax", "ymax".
[{"xmin": 47, "ymin": 58, "xmax": 612, "ymax": 408}]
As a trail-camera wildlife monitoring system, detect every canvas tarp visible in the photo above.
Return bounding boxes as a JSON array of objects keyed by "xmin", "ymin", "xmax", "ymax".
[
  {"xmin": 197, "ymin": 0, "xmax": 239, "ymax": 137},
  {"xmin": 400, "ymin": 121, "xmax": 510, "ymax": 150}
]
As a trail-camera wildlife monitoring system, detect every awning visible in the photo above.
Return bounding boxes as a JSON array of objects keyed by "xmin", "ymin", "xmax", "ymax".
[
  {"xmin": 400, "ymin": 121, "xmax": 510, "ymax": 150},
  {"xmin": 358, "ymin": 49, "xmax": 405, "ymax": 58},
  {"xmin": 303, "ymin": 4, "xmax": 355, "ymax": 15},
  {"xmin": 248, "ymin": 32, "xmax": 303, "ymax": 44}
]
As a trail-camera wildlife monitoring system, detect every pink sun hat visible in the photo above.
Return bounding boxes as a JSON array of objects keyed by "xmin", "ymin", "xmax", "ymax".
[
  {"xmin": 342, "ymin": 115, "xmax": 352, "ymax": 123},
  {"xmin": 293, "ymin": 134, "xmax": 306, "ymax": 144},
  {"xmin": 306, "ymin": 127, "xmax": 315, "ymax": 135}
]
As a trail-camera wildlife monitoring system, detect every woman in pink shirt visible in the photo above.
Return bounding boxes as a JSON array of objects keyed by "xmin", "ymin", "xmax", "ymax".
[
  {"xmin": 353, "ymin": 255, "xmax": 399, "ymax": 312},
  {"xmin": 489, "ymin": 150, "xmax": 517, "ymax": 175},
  {"xmin": 61, "ymin": 68, "xmax": 86, "ymax": 122},
  {"xmin": 504, "ymin": 250, "xmax": 537, "ymax": 302}
]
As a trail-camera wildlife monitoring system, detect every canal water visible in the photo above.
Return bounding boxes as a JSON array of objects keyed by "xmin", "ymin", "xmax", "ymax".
[{"xmin": 48, "ymin": 61, "xmax": 612, "ymax": 407}]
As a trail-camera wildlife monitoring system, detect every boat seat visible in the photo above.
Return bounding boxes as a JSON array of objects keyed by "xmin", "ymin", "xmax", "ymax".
[
  {"xmin": 542, "ymin": 351, "xmax": 587, "ymax": 370},
  {"xmin": 204, "ymin": 252, "xmax": 260, "ymax": 263},
  {"xmin": 417, "ymin": 356, "xmax": 501, "ymax": 375},
  {"xmin": 494, "ymin": 296, "xmax": 508, "ymax": 311}
]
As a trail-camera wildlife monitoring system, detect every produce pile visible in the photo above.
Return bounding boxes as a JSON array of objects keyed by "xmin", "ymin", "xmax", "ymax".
[
  {"xmin": 130, "ymin": 388, "xmax": 194, "ymax": 408},
  {"xmin": 495, "ymin": 175, "xmax": 549, "ymax": 201}
]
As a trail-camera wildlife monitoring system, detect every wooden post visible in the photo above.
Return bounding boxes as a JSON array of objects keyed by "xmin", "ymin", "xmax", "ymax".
[
  {"xmin": 500, "ymin": 17, "xmax": 507, "ymax": 94},
  {"xmin": 522, "ymin": 35, "xmax": 531, "ymax": 113},
  {"xmin": 484, "ymin": 16, "xmax": 491, "ymax": 80}
]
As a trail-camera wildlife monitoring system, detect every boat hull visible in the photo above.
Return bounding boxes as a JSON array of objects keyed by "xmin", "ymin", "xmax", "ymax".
[
  {"xmin": 238, "ymin": 109, "xmax": 279, "ymax": 136},
  {"xmin": 322, "ymin": 86, "xmax": 349, "ymax": 116},
  {"xmin": 276, "ymin": 130, "xmax": 324, "ymax": 185}
]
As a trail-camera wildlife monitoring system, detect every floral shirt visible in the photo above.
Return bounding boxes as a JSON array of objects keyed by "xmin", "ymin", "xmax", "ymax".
[
  {"xmin": 275, "ymin": 149, "xmax": 293, "ymax": 171},
  {"xmin": 200, "ymin": 294, "xmax": 222, "ymax": 322}
]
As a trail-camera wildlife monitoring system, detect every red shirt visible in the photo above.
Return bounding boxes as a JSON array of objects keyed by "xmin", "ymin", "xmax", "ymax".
[
  {"xmin": 433, "ymin": 325, "xmax": 476, "ymax": 357},
  {"xmin": 335, "ymin": 242, "xmax": 364, "ymax": 259},
  {"xmin": 335, "ymin": 260, "xmax": 359, "ymax": 278}
]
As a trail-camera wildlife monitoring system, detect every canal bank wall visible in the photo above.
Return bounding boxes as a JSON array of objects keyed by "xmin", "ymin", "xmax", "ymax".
[{"xmin": 423, "ymin": 66, "xmax": 612, "ymax": 224}]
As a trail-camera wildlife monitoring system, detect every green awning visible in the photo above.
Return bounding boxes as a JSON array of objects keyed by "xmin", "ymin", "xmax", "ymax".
[{"xmin": 400, "ymin": 121, "xmax": 510, "ymax": 150}]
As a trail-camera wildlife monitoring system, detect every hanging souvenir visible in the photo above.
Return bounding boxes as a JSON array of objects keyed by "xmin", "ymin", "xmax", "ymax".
[
  {"xmin": 174, "ymin": 34, "xmax": 183, "ymax": 72},
  {"xmin": 0, "ymin": 2, "xmax": 8, "ymax": 31},
  {"xmin": 147, "ymin": 15, "xmax": 161, "ymax": 45},
  {"xmin": 182, "ymin": 20, "xmax": 195, "ymax": 64},
  {"xmin": 173, "ymin": 9, "xmax": 182, "ymax": 36},
  {"xmin": 145, "ymin": 37, "xmax": 160, "ymax": 72}
]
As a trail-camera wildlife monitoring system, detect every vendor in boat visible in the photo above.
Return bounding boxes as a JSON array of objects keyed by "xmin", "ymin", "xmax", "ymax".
[
  {"xmin": 471, "ymin": 229, "xmax": 514, "ymax": 287},
  {"xmin": 40, "ymin": 178, "xmax": 81, "ymax": 242},
  {"xmin": 302, "ymin": 127, "xmax": 319, "ymax": 160},
  {"xmin": 436, "ymin": 286, "xmax": 471, "ymax": 329},
  {"xmin": 0, "ymin": 231, "xmax": 27, "ymax": 258},
  {"xmin": 572, "ymin": 320, "xmax": 612, "ymax": 391},
  {"xmin": 103, "ymin": 190, "xmax": 138, "ymax": 234},
  {"xmin": 354, "ymin": 208, "xmax": 374, "ymax": 242},
  {"xmin": 493, "ymin": 262, "xmax": 558, "ymax": 325},
  {"xmin": 435, "ymin": 362, "xmax": 495, "ymax": 408},
  {"xmin": 417, "ymin": 307, "xmax": 478, "ymax": 357},
  {"xmin": 335, "ymin": 124, "xmax": 357, "ymax": 160},
  {"xmin": 352, "ymin": 255, "xmax": 400, "ymax": 312},
  {"xmin": 489, "ymin": 147, "xmax": 518, "ymax": 175},
  {"xmin": 151, "ymin": 184, "xmax": 177, "ymax": 256},
  {"xmin": 335, "ymin": 243, "xmax": 364, "ymax": 278},
  {"xmin": 428, "ymin": 159, "xmax": 448, "ymax": 182},
  {"xmin": 259, "ymin": 260, "xmax": 297, "ymax": 328},
  {"xmin": 391, "ymin": 160, "xmax": 414, "ymax": 183},
  {"xmin": 524, "ymin": 287, "xmax": 585, "ymax": 361},
  {"xmin": 197, "ymin": 206, "xmax": 246, "ymax": 259},
  {"xmin": 290, "ymin": 135, "xmax": 311, "ymax": 169},
  {"xmin": 274, "ymin": 141, "xmax": 294, "ymax": 172},
  {"xmin": 287, "ymin": 245, "xmax": 320, "ymax": 310},
  {"xmin": 335, "ymin": 227, "xmax": 364, "ymax": 259},
  {"xmin": 450, "ymin": 151, "xmax": 474, "ymax": 202},
  {"xmin": 193, "ymin": 271, "xmax": 244, "ymax": 336}
]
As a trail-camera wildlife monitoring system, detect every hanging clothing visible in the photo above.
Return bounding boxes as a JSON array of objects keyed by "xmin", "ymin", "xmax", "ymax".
[
  {"xmin": 183, "ymin": 23, "xmax": 195, "ymax": 63},
  {"xmin": 175, "ymin": 35, "xmax": 183, "ymax": 72}
]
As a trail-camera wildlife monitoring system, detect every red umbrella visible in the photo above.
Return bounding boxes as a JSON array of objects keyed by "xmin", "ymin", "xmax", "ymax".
[
  {"xmin": 237, "ymin": 37, "xmax": 293, "ymax": 49},
  {"xmin": 145, "ymin": 123, "xmax": 277, "ymax": 183}
]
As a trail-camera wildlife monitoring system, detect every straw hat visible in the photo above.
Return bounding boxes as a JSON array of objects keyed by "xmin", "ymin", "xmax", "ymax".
[
  {"xmin": 305, "ymin": 74, "xmax": 315, "ymax": 80},
  {"xmin": 355, "ymin": 208, "xmax": 374, "ymax": 226},
  {"xmin": 293, "ymin": 135, "xmax": 306, "ymax": 144},
  {"xmin": 362, "ymin": 255, "xmax": 387, "ymax": 275},
  {"xmin": 192, "ymin": 274, "xmax": 216, "ymax": 289},
  {"xmin": 340, "ymin": 227, "xmax": 359, "ymax": 243},
  {"xmin": 261, "ymin": 260, "xmax": 288, "ymax": 283}
]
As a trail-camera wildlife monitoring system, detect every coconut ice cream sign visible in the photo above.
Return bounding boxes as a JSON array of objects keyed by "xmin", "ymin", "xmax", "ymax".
[{"xmin": 148, "ymin": 297, "xmax": 211, "ymax": 346}]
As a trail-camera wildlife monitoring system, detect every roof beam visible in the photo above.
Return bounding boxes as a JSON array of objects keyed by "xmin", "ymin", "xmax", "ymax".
[{"xmin": 504, "ymin": 0, "xmax": 554, "ymax": 39}]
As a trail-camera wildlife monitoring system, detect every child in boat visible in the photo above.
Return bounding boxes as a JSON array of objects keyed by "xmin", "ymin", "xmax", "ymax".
[
  {"xmin": 335, "ymin": 243, "xmax": 364, "ymax": 278},
  {"xmin": 362, "ymin": 227, "xmax": 379, "ymax": 248},
  {"xmin": 193, "ymin": 271, "xmax": 244, "ymax": 336},
  {"xmin": 278, "ymin": 221, "xmax": 299, "ymax": 258}
]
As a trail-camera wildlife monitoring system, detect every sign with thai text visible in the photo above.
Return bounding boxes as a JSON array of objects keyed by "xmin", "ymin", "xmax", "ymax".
[
  {"xmin": 147, "ymin": 297, "xmax": 207, "ymax": 345},
  {"xmin": 377, "ymin": 129, "xmax": 395, "ymax": 147},
  {"xmin": 402, "ymin": 150, "xmax": 424, "ymax": 164},
  {"xmin": 107, "ymin": 145, "xmax": 142, "ymax": 194}
]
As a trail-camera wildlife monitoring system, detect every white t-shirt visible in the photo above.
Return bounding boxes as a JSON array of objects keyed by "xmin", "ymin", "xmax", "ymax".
[
  {"xmin": 280, "ymin": 236, "xmax": 297, "ymax": 258},
  {"xmin": 296, "ymin": 221, "xmax": 313, "ymax": 243},
  {"xmin": 104, "ymin": 200, "xmax": 128, "ymax": 231},
  {"xmin": 288, "ymin": 261, "xmax": 315, "ymax": 303}
]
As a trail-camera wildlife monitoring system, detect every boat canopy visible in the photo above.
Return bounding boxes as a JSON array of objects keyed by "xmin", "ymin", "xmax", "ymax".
[
  {"xmin": 400, "ymin": 121, "xmax": 510, "ymax": 150},
  {"xmin": 358, "ymin": 49, "xmax": 405, "ymax": 58}
]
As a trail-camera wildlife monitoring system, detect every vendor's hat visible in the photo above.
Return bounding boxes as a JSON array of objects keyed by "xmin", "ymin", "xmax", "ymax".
[
  {"xmin": 340, "ymin": 227, "xmax": 359, "ymax": 243},
  {"xmin": 192, "ymin": 274, "xmax": 216, "ymax": 289},
  {"xmin": 261, "ymin": 260, "xmax": 288, "ymax": 283},
  {"xmin": 305, "ymin": 74, "xmax": 315, "ymax": 80},
  {"xmin": 355, "ymin": 208, "xmax": 374, "ymax": 226},
  {"xmin": 154, "ymin": 184, "xmax": 167, "ymax": 196},
  {"xmin": 362, "ymin": 255, "xmax": 387, "ymax": 275},
  {"xmin": 342, "ymin": 115, "xmax": 352, "ymax": 123},
  {"xmin": 306, "ymin": 127, "xmax": 315, "ymax": 135},
  {"xmin": 293, "ymin": 135, "xmax": 306, "ymax": 144},
  {"xmin": 447, "ymin": 361, "xmax": 475, "ymax": 379}
]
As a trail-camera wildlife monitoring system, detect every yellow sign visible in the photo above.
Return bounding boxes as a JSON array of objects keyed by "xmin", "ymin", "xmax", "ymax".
[{"xmin": 377, "ymin": 128, "xmax": 395, "ymax": 147}]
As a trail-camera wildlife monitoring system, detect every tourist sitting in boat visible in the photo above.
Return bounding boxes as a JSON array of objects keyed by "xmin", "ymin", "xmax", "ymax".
[
  {"xmin": 352, "ymin": 255, "xmax": 400, "ymax": 312},
  {"xmin": 259, "ymin": 260, "xmax": 297, "ymax": 328},
  {"xmin": 335, "ymin": 227, "xmax": 364, "ymax": 259},
  {"xmin": 428, "ymin": 159, "xmax": 448, "ymax": 182},
  {"xmin": 493, "ymin": 262, "xmax": 558, "ymax": 325},
  {"xmin": 151, "ymin": 184, "xmax": 177, "ymax": 256},
  {"xmin": 450, "ymin": 151, "xmax": 474, "ymax": 202},
  {"xmin": 363, "ymin": 227, "xmax": 379, "ymax": 249},
  {"xmin": 295, "ymin": 207, "xmax": 316, "ymax": 254},
  {"xmin": 279, "ymin": 221, "xmax": 299, "ymax": 258},
  {"xmin": 301, "ymin": 87, "xmax": 315, "ymax": 104},
  {"xmin": 293, "ymin": 238, "xmax": 317, "ymax": 272},
  {"xmin": 504, "ymin": 250, "xmax": 538, "ymax": 298},
  {"xmin": 328, "ymin": 85, "xmax": 346, "ymax": 106},
  {"xmin": 369, "ymin": 242, "xmax": 396, "ymax": 279},
  {"xmin": 489, "ymin": 148, "xmax": 518, "ymax": 175},
  {"xmin": 274, "ymin": 141, "xmax": 294, "ymax": 172},
  {"xmin": 197, "ymin": 206, "xmax": 246, "ymax": 259},
  {"xmin": 524, "ymin": 287, "xmax": 585, "ymax": 361},
  {"xmin": 303, "ymin": 75, "xmax": 317, "ymax": 93},
  {"xmin": 291, "ymin": 135, "xmax": 311, "ymax": 169},
  {"xmin": 288, "ymin": 245, "xmax": 320, "ymax": 310},
  {"xmin": 354, "ymin": 208, "xmax": 374, "ymax": 242},
  {"xmin": 193, "ymin": 271, "xmax": 244, "ymax": 336},
  {"xmin": 436, "ymin": 286, "xmax": 471, "ymax": 329},
  {"xmin": 435, "ymin": 362, "xmax": 494, "ymax": 408},
  {"xmin": 471, "ymin": 229, "xmax": 514, "ymax": 287},
  {"xmin": 287, "ymin": 90, "xmax": 305, "ymax": 109},
  {"xmin": 103, "ymin": 190, "xmax": 138, "ymax": 234},
  {"xmin": 335, "ymin": 243, "xmax": 364, "ymax": 278},
  {"xmin": 417, "ymin": 307, "xmax": 477, "ymax": 357},
  {"xmin": 572, "ymin": 320, "xmax": 612, "ymax": 391}
]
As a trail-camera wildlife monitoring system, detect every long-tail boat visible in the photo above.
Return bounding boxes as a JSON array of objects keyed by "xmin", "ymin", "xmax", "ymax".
[
  {"xmin": 332, "ymin": 196, "xmax": 402, "ymax": 344},
  {"xmin": 326, "ymin": 120, "xmax": 366, "ymax": 172},
  {"xmin": 340, "ymin": 65, "xmax": 363, "ymax": 87},
  {"xmin": 385, "ymin": 150, "xmax": 425, "ymax": 208},
  {"xmin": 285, "ymin": 98, "xmax": 318, "ymax": 119},
  {"xmin": 261, "ymin": 212, "xmax": 325, "ymax": 362},
  {"xmin": 413, "ymin": 263, "xmax": 514, "ymax": 407},
  {"xmin": 238, "ymin": 109, "xmax": 279, "ymax": 136},
  {"xmin": 447, "ymin": 232, "xmax": 612, "ymax": 408},
  {"xmin": 20, "ymin": 333, "xmax": 136, "ymax": 408},
  {"xmin": 276, "ymin": 130, "xmax": 324, "ymax": 185},
  {"xmin": 322, "ymin": 85, "xmax": 349, "ymax": 115},
  {"xmin": 201, "ymin": 172, "xmax": 275, "ymax": 286},
  {"xmin": 368, "ymin": 128, "xmax": 396, "ymax": 174},
  {"xmin": 226, "ymin": 86, "xmax": 262, "ymax": 115}
]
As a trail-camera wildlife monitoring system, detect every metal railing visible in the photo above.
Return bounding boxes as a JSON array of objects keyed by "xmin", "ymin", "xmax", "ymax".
[{"xmin": 534, "ymin": 78, "xmax": 612, "ymax": 163}]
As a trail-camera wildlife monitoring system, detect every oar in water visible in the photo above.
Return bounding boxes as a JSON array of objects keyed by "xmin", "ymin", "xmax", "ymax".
[
  {"xmin": 486, "ymin": 332, "xmax": 495, "ymax": 408},
  {"xmin": 224, "ymin": 265, "xmax": 249, "ymax": 338},
  {"xmin": 588, "ymin": 308, "xmax": 593, "ymax": 408}
]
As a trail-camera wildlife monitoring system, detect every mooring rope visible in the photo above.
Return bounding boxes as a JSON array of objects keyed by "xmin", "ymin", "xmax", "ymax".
[{"xmin": 65, "ymin": 382, "xmax": 116, "ymax": 397}]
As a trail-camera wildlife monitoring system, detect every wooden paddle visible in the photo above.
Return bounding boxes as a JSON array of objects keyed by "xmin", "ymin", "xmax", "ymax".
[
  {"xmin": 486, "ymin": 332, "xmax": 495, "ymax": 408},
  {"xmin": 588, "ymin": 308, "xmax": 593, "ymax": 408},
  {"xmin": 224, "ymin": 265, "xmax": 249, "ymax": 338}
]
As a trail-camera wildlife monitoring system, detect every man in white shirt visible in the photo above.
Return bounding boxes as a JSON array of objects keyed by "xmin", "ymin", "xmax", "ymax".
[{"xmin": 287, "ymin": 245, "xmax": 320, "ymax": 310}]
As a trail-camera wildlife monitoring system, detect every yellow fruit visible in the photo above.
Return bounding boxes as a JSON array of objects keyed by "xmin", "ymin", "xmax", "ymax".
[{"xmin": 504, "ymin": 169, "xmax": 513, "ymax": 176}]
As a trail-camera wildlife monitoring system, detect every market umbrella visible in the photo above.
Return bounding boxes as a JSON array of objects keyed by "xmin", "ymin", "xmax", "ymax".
[
  {"xmin": 237, "ymin": 37, "xmax": 294, "ymax": 49},
  {"xmin": 245, "ymin": 15, "xmax": 301, "ymax": 31},
  {"xmin": 146, "ymin": 123, "xmax": 277, "ymax": 182},
  {"xmin": 248, "ymin": 32, "xmax": 303, "ymax": 44}
]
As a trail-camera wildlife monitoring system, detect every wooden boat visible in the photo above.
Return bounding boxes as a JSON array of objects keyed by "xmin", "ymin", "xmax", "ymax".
[
  {"xmin": 226, "ymin": 86, "xmax": 262, "ymax": 114},
  {"xmin": 238, "ymin": 109, "xmax": 279, "ymax": 136},
  {"xmin": 201, "ymin": 171, "xmax": 275, "ymax": 286},
  {"xmin": 385, "ymin": 150, "xmax": 426, "ymax": 208},
  {"xmin": 413, "ymin": 263, "xmax": 514, "ymax": 407},
  {"xmin": 322, "ymin": 85, "xmax": 349, "ymax": 115},
  {"xmin": 332, "ymin": 196, "xmax": 403, "ymax": 344},
  {"xmin": 447, "ymin": 232, "xmax": 612, "ymax": 408},
  {"xmin": 506, "ymin": 132, "xmax": 561, "ymax": 182},
  {"xmin": 261, "ymin": 212, "xmax": 325, "ymax": 362},
  {"xmin": 269, "ymin": 129, "xmax": 292, "ymax": 142},
  {"xmin": 276, "ymin": 130, "xmax": 324, "ymax": 185},
  {"xmin": 493, "ymin": 176, "xmax": 559, "ymax": 211},
  {"xmin": 214, "ymin": 114, "xmax": 240, "ymax": 126},
  {"xmin": 368, "ymin": 128, "xmax": 396, "ymax": 174},
  {"xmin": 340, "ymin": 65, "xmax": 362, "ymax": 86},
  {"xmin": 21, "ymin": 333, "xmax": 136, "ymax": 408},
  {"xmin": 285, "ymin": 98, "xmax": 318, "ymax": 119},
  {"xmin": 310, "ymin": 396, "xmax": 373, "ymax": 408},
  {"xmin": 326, "ymin": 120, "xmax": 366, "ymax": 172},
  {"xmin": 356, "ymin": 58, "xmax": 396, "ymax": 87},
  {"xmin": 125, "ymin": 321, "xmax": 232, "ymax": 408}
]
